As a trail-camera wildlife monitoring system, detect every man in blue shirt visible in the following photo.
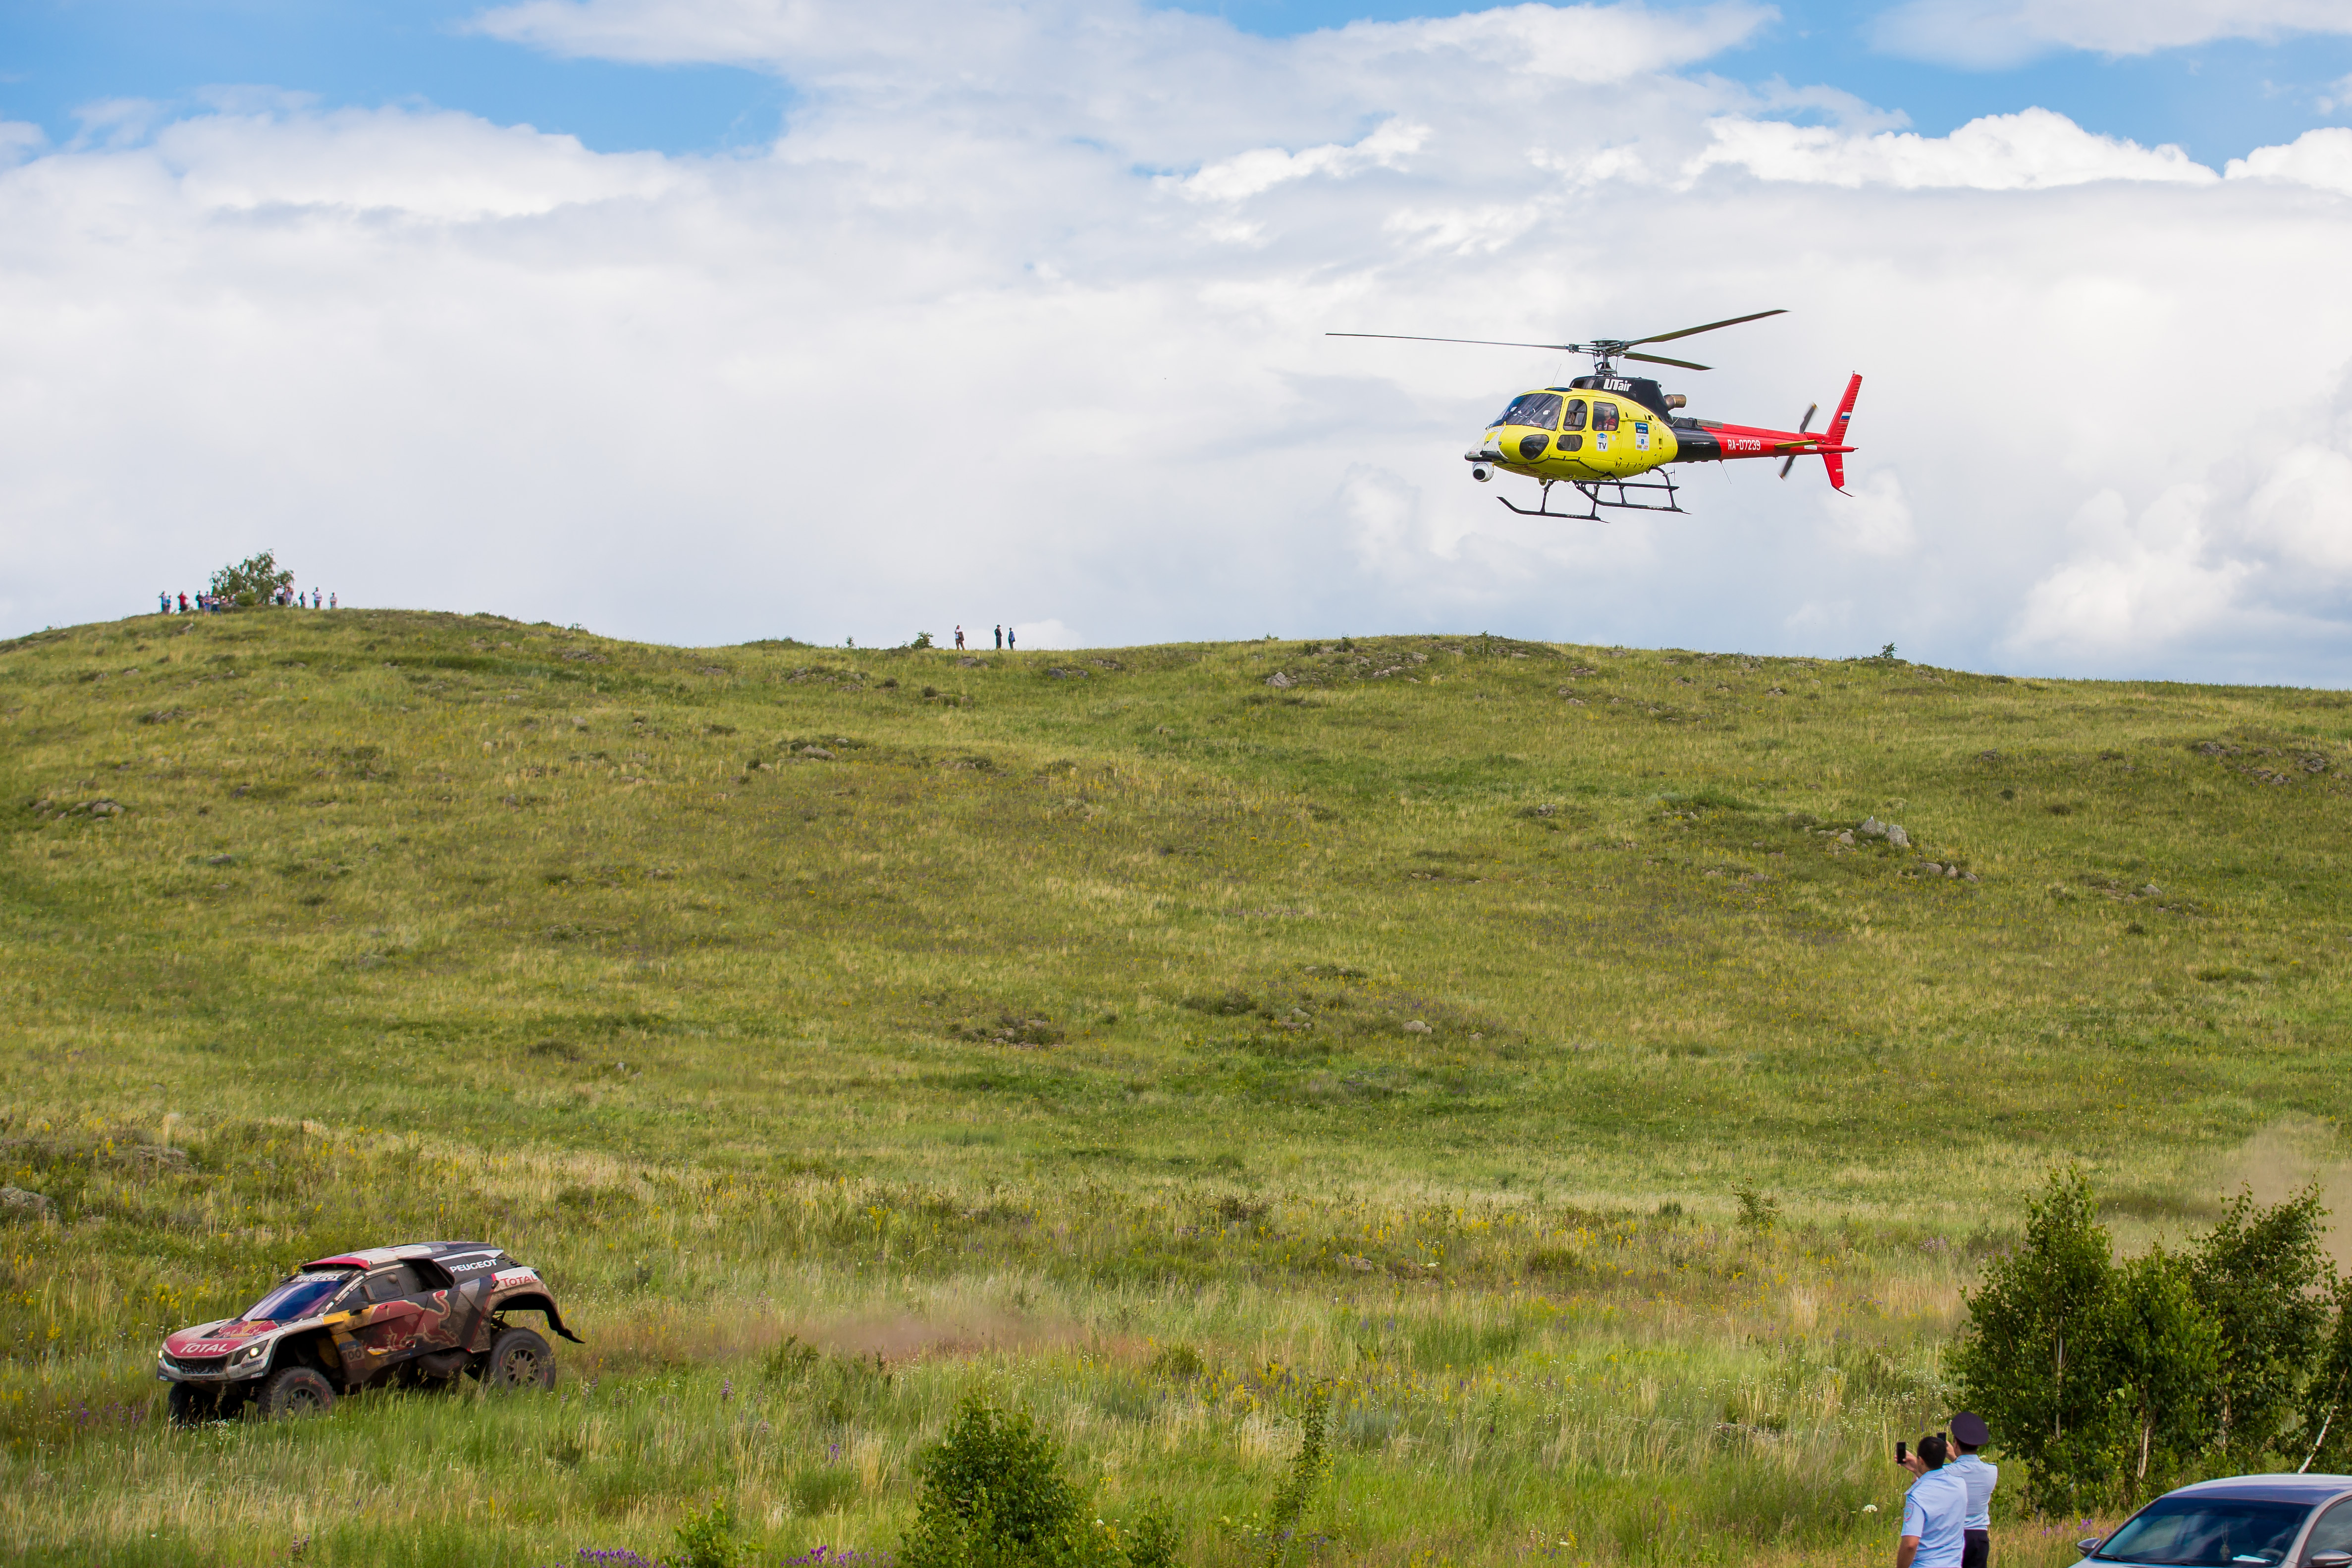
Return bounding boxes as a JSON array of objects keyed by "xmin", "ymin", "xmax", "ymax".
[
  {"xmin": 1899, "ymin": 1432, "xmax": 1970, "ymax": 1568},
  {"xmin": 1948, "ymin": 1412, "xmax": 1997, "ymax": 1568}
]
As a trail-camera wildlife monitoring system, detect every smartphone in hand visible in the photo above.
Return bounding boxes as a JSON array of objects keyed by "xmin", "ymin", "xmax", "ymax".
[{"xmin": 1896, "ymin": 1441, "xmax": 1909, "ymax": 1463}]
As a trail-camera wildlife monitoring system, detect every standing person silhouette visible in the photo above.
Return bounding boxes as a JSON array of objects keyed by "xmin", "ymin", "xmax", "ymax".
[
  {"xmin": 955, "ymin": 627, "xmax": 965, "ymax": 649},
  {"xmin": 1898, "ymin": 1433, "xmax": 1968, "ymax": 1568},
  {"xmin": 1006, "ymin": 626, "xmax": 1016, "ymax": 650},
  {"xmin": 1949, "ymin": 1413, "xmax": 1996, "ymax": 1568},
  {"xmin": 993, "ymin": 625, "xmax": 1002, "ymax": 649}
]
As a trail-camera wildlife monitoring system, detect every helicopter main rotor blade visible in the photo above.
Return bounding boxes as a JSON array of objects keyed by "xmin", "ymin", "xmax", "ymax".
[
  {"xmin": 1627, "ymin": 308, "xmax": 1787, "ymax": 348},
  {"xmin": 1327, "ymin": 332, "xmax": 1579, "ymax": 352},
  {"xmin": 1622, "ymin": 351, "xmax": 1711, "ymax": 371}
]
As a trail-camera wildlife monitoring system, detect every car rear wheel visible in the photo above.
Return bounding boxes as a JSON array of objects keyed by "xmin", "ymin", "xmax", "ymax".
[
  {"xmin": 259, "ymin": 1366, "xmax": 337, "ymax": 1419},
  {"xmin": 167, "ymin": 1382, "xmax": 223, "ymax": 1427},
  {"xmin": 481, "ymin": 1326, "xmax": 555, "ymax": 1391}
]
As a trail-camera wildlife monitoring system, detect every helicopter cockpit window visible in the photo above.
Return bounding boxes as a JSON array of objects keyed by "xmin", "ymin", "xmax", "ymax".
[
  {"xmin": 1495, "ymin": 392, "xmax": 1565, "ymax": 431},
  {"xmin": 1593, "ymin": 401, "xmax": 1621, "ymax": 433},
  {"xmin": 1561, "ymin": 399, "xmax": 1588, "ymax": 431}
]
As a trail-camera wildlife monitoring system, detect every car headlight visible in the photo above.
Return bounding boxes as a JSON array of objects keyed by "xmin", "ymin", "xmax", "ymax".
[{"xmin": 228, "ymin": 1342, "xmax": 269, "ymax": 1368}]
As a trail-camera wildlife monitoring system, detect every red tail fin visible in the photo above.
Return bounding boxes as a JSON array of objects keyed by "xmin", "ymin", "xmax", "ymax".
[{"xmin": 1822, "ymin": 373, "xmax": 1861, "ymax": 491}]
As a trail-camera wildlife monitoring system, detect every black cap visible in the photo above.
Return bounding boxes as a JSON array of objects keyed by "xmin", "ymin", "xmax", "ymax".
[{"xmin": 1951, "ymin": 1412, "xmax": 1989, "ymax": 1447}]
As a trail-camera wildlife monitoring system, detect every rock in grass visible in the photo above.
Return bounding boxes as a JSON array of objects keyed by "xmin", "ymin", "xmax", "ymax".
[
  {"xmin": 1402, "ymin": 1020, "xmax": 1432, "ymax": 1034},
  {"xmin": 1860, "ymin": 817, "xmax": 1885, "ymax": 838},
  {"xmin": 1266, "ymin": 671, "xmax": 1295, "ymax": 689},
  {"xmin": 1886, "ymin": 824, "xmax": 1910, "ymax": 848},
  {"xmin": 0, "ymin": 1187, "xmax": 55, "ymax": 1219},
  {"xmin": 798, "ymin": 746, "xmax": 835, "ymax": 760}
]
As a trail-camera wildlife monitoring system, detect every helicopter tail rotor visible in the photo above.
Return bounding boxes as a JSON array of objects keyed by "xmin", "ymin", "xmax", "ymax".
[
  {"xmin": 1774, "ymin": 379, "xmax": 1861, "ymax": 489},
  {"xmin": 1777, "ymin": 403, "xmax": 1819, "ymax": 480}
]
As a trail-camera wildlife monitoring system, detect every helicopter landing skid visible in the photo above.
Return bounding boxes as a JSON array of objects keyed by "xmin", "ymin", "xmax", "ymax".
[{"xmin": 1498, "ymin": 473, "xmax": 1685, "ymax": 522}]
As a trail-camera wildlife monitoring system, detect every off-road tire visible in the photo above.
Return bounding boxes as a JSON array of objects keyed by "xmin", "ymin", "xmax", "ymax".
[
  {"xmin": 167, "ymin": 1382, "xmax": 222, "ymax": 1427},
  {"xmin": 258, "ymin": 1365, "xmax": 336, "ymax": 1419},
  {"xmin": 481, "ymin": 1326, "xmax": 555, "ymax": 1392}
]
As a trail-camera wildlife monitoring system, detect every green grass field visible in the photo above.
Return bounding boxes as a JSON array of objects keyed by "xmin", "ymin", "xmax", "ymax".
[{"xmin": 3, "ymin": 608, "xmax": 2349, "ymax": 1567}]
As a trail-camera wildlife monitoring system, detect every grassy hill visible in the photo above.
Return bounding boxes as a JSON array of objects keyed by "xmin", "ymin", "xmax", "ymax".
[{"xmin": 3, "ymin": 607, "xmax": 2349, "ymax": 1567}]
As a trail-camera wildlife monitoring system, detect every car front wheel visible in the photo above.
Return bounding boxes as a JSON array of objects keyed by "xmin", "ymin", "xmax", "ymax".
[
  {"xmin": 481, "ymin": 1326, "xmax": 555, "ymax": 1391},
  {"xmin": 258, "ymin": 1366, "xmax": 337, "ymax": 1419}
]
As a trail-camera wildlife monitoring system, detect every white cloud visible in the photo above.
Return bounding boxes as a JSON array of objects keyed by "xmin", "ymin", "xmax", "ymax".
[
  {"xmin": 7, "ymin": 1, "xmax": 2352, "ymax": 684},
  {"xmin": 2008, "ymin": 384, "xmax": 2352, "ymax": 665},
  {"xmin": 2008, "ymin": 487, "xmax": 2249, "ymax": 658},
  {"xmin": 150, "ymin": 107, "xmax": 685, "ymax": 218},
  {"xmin": 1689, "ymin": 108, "xmax": 2215, "ymax": 188},
  {"xmin": 2226, "ymin": 127, "xmax": 2352, "ymax": 196},
  {"xmin": 1869, "ymin": 0, "xmax": 2352, "ymax": 68},
  {"xmin": 475, "ymin": 0, "xmax": 1775, "ymax": 84},
  {"xmin": 1823, "ymin": 469, "xmax": 1916, "ymax": 558},
  {"xmin": 1167, "ymin": 118, "xmax": 1427, "ymax": 204},
  {"xmin": 1308, "ymin": 1, "xmax": 1776, "ymax": 83},
  {"xmin": 2245, "ymin": 444, "xmax": 2352, "ymax": 577},
  {"xmin": 0, "ymin": 122, "xmax": 43, "ymax": 166}
]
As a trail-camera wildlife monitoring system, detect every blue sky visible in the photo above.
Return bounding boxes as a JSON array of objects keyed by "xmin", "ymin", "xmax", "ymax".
[{"xmin": 8, "ymin": 0, "xmax": 2352, "ymax": 164}]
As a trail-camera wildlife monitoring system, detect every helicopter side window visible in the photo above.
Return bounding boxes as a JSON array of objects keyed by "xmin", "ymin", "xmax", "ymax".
[
  {"xmin": 1561, "ymin": 399, "xmax": 1587, "ymax": 432},
  {"xmin": 1593, "ymin": 401, "xmax": 1620, "ymax": 433},
  {"xmin": 1495, "ymin": 391, "xmax": 1565, "ymax": 430}
]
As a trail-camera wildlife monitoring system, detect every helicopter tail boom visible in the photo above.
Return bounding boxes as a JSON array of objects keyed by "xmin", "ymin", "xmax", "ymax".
[{"xmin": 1820, "ymin": 374, "xmax": 1862, "ymax": 491}]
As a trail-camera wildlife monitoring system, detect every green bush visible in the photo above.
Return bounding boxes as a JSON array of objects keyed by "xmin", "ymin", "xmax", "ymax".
[
  {"xmin": 1953, "ymin": 1169, "xmax": 2351, "ymax": 1509},
  {"xmin": 2303, "ymin": 1278, "xmax": 2352, "ymax": 1473},
  {"xmin": 1120, "ymin": 1509, "xmax": 1178, "ymax": 1568},
  {"xmin": 1261, "ymin": 1393, "xmax": 1331, "ymax": 1568},
  {"xmin": 674, "ymin": 1495, "xmax": 738, "ymax": 1568},
  {"xmin": 901, "ymin": 1395, "xmax": 1181, "ymax": 1568},
  {"xmin": 2190, "ymin": 1187, "xmax": 2333, "ymax": 1463},
  {"xmin": 2098, "ymin": 1247, "xmax": 2221, "ymax": 1497},
  {"xmin": 900, "ymin": 1396, "xmax": 1086, "ymax": 1568}
]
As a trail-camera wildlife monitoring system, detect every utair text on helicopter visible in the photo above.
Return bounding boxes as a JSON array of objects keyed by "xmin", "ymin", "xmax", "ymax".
[{"xmin": 1329, "ymin": 309, "xmax": 1861, "ymax": 522}]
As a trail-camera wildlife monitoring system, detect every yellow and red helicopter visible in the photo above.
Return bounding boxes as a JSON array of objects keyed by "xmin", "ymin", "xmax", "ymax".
[{"xmin": 1330, "ymin": 309, "xmax": 1860, "ymax": 521}]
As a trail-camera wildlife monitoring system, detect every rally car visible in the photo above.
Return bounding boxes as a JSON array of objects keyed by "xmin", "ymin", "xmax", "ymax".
[{"xmin": 157, "ymin": 1241, "xmax": 583, "ymax": 1423}]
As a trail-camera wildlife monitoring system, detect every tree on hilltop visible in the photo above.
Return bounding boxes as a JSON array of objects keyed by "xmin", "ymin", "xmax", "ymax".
[{"xmin": 210, "ymin": 550, "xmax": 293, "ymax": 607}]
